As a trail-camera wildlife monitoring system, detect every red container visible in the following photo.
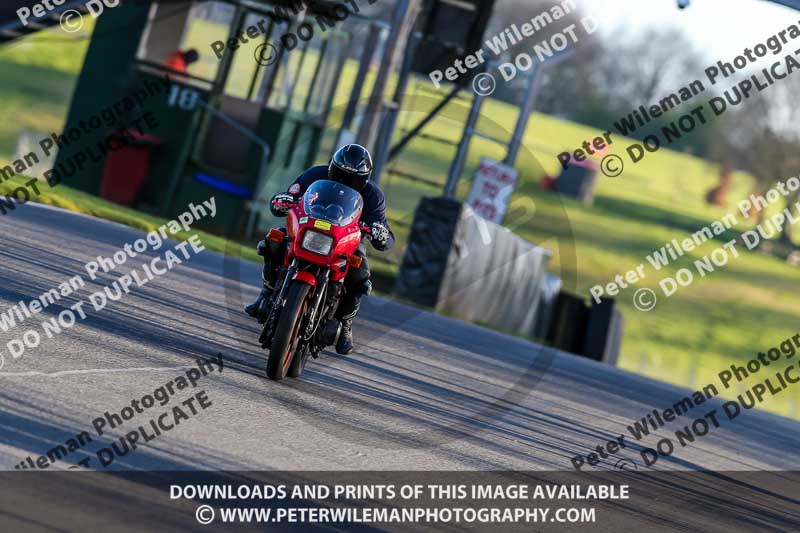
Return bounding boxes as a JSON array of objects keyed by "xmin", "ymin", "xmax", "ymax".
[{"xmin": 100, "ymin": 131, "xmax": 163, "ymax": 205}]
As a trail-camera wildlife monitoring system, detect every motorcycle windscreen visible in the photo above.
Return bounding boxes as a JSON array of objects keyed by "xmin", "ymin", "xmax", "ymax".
[{"xmin": 303, "ymin": 180, "xmax": 364, "ymax": 226}]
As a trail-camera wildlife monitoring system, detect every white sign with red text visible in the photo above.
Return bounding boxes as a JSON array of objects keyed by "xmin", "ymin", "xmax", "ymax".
[{"xmin": 466, "ymin": 158, "xmax": 519, "ymax": 224}]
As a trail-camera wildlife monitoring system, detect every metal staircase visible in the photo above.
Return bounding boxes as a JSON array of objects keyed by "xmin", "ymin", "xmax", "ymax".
[{"xmin": 0, "ymin": 0, "xmax": 92, "ymax": 45}]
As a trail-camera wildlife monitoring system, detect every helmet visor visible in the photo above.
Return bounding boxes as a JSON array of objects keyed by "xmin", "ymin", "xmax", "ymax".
[{"xmin": 329, "ymin": 165, "xmax": 368, "ymax": 190}]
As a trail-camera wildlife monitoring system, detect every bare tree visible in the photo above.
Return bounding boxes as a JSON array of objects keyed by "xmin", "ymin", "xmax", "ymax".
[
  {"xmin": 593, "ymin": 27, "xmax": 705, "ymax": 107},
  {"xmin": 709, "ymin": 76, "xmax": 800, "ymax": 244},
  {"xmin": 535, "ymin": 25, "xmax": 709, "ymax": 144}
]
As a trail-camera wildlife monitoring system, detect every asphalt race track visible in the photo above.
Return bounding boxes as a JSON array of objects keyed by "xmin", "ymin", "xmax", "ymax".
[
  {"xmin": 0, "ymin": 205, "xmax": 800, "ymax": 531},
  {"xmin": 2, "ymin": 203, "xmax": 800, "ymax": 530}
]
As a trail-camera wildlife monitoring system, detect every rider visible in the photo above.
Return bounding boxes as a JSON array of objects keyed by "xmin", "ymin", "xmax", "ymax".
[{"xmin": 245, "ymin": 144, "xmax": 394, "ymax": 355}]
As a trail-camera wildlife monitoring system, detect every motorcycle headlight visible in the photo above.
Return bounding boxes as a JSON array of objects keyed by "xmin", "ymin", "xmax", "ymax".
[{"xmin": 301, "ymin": 231, "xmax": 334, "ymax": 255}]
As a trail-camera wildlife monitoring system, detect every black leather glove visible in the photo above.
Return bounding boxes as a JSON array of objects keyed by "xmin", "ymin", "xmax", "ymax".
[
  {"xmin": 370, "ymin": 221, "xmax": 390, "ymax": 249},
  {"xmin": 270, "ymin": 193, "xmax": 296, "ymax": 216}
]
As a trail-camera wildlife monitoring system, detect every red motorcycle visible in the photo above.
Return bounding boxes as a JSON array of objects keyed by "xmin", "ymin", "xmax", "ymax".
[{"xmin": 259, "ymin": 180, "xmax": 369, "ymax": 380}]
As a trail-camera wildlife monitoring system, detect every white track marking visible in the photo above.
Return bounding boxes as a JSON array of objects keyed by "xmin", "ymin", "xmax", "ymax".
[{"xmin": 0, "ymin": 366, "xmax": 197, "ymax": 378}]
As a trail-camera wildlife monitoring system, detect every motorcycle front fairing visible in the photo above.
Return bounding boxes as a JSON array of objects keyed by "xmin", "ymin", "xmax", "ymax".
[{"xmin": 285, "ymin": 180, "xmax": 364, "ymax": 282}]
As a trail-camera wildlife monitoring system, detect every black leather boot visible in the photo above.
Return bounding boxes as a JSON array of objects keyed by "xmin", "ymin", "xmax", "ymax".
[
  {"xmin": 244, "ymin": 285, "xmax": 273, "ymax": 323},
  {"xmin": 336, "ymin": 318, "xmax": 354, "ymax": 354},
  {"xmin": 245, "ymin": 262, "xmax": 278, "ymax": 322},
  {"xmin": 335, "ymin": 307, "xmax": 358, "ymax": 355}
]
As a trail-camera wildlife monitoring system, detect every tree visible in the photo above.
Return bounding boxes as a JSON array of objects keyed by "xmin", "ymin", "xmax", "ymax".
[
  {"xmin": 537, "ymin": 25, "xmax": 717, "ymax": 156},
  {"xmin": 709, "ymin": 76, "xmax": 800, "ymax": 244}
]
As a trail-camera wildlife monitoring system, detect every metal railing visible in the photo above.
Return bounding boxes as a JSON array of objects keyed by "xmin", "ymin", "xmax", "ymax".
[{"xmin": 0, "ymin": 0, "xmax": 91, "ymax": 44}]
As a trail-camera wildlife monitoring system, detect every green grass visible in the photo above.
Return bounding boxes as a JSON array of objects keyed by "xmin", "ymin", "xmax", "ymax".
[
  {"xmin": 0, "ymin": 174, "xmax": 260, "ymax": 263},
  {"xmin": 0, "ymin": 21, "xmax": 94, "ymax": 157},
  {"xmin": 377, "ymin": 88, "xmax": 800, "ymax": 418},
  {"xmin": 3, "ymin": 20, "xmax": 800, "ymax": 419}
]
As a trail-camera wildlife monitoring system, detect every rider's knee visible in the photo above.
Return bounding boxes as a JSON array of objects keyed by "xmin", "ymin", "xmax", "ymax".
[
  {"xmin": 344, "ymin": 276, "xmax": 371, "ymax": 299},
  {"xmin": 355, "ymin": 278, "xmax": 372, "ymax": 298},
  {"xmin": 258, "ymin": 228, "xmax": 288, "ymax": 261}
]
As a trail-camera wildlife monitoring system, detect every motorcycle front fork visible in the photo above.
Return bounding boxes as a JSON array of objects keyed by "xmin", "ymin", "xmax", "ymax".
[
  {"xmin": 272, "ymin": 260, "xmax": 330, "ymax": 335},
  {"xmin": 275, "ymin": 259, "xmax": 298, "ymax": 307},
  {"xmin": 303, "ymin": 272, "xmax": 330, "ymax": 339},
  {"xmin": 305, "ymin": 279, "xmax": 343, "ymax": 354}
]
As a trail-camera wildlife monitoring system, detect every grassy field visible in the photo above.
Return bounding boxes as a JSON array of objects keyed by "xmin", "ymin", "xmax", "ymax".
[{"xmin": 2, "ymin": 22, "xmax": 800, "ymax": 418}]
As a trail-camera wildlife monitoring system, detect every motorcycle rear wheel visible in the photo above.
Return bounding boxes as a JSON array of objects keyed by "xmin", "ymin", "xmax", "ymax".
[{"xmin": 267, "ymin": 282, "xmax": 310, "ymax": 381}]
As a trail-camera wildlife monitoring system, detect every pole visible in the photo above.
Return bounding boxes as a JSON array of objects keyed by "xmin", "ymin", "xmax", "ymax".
[
  {"xmin": 371, "ymin": 104, "xmax": 398, "ymax": 186},
  {"xmin": 505, "ymin": 47, "xmax": 575, "ymax": 166},
  {"xmin": 371, "ymin": 31, "xmax": 421, "ymax": 185},
  {"xmin": 336, "ymin": 22, "xmax": 383, "ymax": 147},
  {"xmin": 356, "ymin": 0, "xmax": 421, "ymax": 151},
  {"xmin": 504, "ymin": 64, "xmax": 541, "ymax": 167},
  {"xmin": 443, "ymin": 82, "xmax": 488, "ymax": 198}
]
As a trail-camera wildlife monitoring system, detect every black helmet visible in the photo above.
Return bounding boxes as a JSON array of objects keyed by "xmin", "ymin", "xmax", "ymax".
[{"xmin": 328, "ymin": 144, "xmax": 372, "ymax": 191}]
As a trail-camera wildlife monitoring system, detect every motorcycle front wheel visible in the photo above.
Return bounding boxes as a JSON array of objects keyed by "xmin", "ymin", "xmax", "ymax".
[{"xmin": 266, "ymin": 282, "xmax": 310, "ymax": 381}]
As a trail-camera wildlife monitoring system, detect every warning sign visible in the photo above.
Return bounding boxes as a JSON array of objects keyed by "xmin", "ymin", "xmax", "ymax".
[{"xmin": 466, "ymin": 158, "xmax": 519, "ymax": 224}]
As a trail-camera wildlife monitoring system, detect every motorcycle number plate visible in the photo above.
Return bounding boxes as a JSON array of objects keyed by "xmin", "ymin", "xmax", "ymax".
[{"xmin": 314, "ymin": 220, "xmax": 332, "ymax": 230}]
